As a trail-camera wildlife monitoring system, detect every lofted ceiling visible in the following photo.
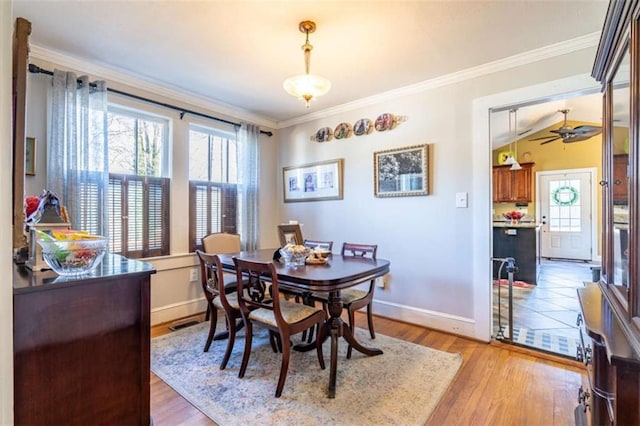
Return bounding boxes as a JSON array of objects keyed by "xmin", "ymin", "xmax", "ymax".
[{"xmin": 13, "ymin": 0, "xmax": 609, "ymax": 132}]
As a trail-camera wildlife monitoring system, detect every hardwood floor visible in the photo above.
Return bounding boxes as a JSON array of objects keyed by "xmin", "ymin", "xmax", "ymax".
[{"xmin": 151, "ymin": 312, "xmax": 587, "ymax": 425}]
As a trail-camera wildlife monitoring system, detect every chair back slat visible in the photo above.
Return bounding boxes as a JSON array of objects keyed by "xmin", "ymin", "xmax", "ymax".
[
  {"xmin": 341, "ymin": 242, "xmax": 377, "ymax": 259},
  {"xmin": 304, "ymin": 239, "xmax": 334, "ymax": 251},
  {"xmin": 196, "ymin": 250, "xmax": 232, "ymax": 310},
  {"xmin": 234, "ymin": 258, "xmax": 284, "ymax": 325}
]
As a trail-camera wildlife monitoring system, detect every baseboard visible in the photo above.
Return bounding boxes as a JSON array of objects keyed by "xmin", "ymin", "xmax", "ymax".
[
  {"xmin": 372, "ymin": 299, "xmax": 478, "ymax": 340},
  {"xmin": 152, "ymin": 296, "xmax": 478, "ymax": 339},
  {"xmin": 151, "ymin": 298, "xmax": 206, "ymax": 326}
]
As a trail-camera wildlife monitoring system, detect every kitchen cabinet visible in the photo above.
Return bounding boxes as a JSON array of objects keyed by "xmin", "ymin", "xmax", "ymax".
[
  {"xmin": 13, "ymin": 254, "xmax": 155, "ymax": 425},
  {"xmin": 582, "ymin": 1, "xmax": 640, "ymax": 425},
  {"xmin": 492, "ymin": 162, "xmax": 534, "ymax": 203}
]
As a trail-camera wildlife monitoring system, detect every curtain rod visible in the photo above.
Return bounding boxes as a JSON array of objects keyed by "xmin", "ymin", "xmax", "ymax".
[{"xmin": 28, "ymin": 64, "xmax": 273, "ymax": 137}]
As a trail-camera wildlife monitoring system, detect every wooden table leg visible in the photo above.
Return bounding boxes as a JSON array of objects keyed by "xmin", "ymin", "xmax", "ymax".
[
  {"xmin": 294, "ymin": 290, "xmax": 384, "ymax": 398},
  {"xmin": 327, "ymin": 291, "xmax": 343, "ymax": 399}
]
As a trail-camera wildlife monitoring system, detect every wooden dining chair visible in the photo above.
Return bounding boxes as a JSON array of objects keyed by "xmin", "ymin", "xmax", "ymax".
[
  {"xmin": 195, "ymin": 250, "xmax": 242, "ymax": 370},
  {"xmin": 233, "ymin": 257, "xmax": 326, "ymax": 397},
  {"xmin": 310, "ymin": 242, "xmax": 378, "ymax": 359},
  {"xmin": 303, "ymin": 239, "xmax": 334, "ymax": 251},
  {"xmin": 201, "ymin": 232, "xmax": 241, "ymax": 321}
]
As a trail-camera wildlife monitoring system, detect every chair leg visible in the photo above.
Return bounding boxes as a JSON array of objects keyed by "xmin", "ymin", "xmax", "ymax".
[
  {"xmin": 275, "ymin": 332, "xmax": 291, "ymax": 398},
  {"xmin": 220, "ymin": 316, "xmax": 236, "ymax": 370},
  {"xmin": 346, "ymin": 306, "xmax": 356, "ymax": 359},
  {"xmin": 315, "ymin": 323, "xmax": 325, "ymax": 370},
  {"xmin": 238, "ymin": 322, "xmax": 253, "ymax": 378},
  {"xmin": 366, "ymin": 302, "xmax": 376, "ymax": 339},
  {"xmin": 205, "ymin": 304, "xmax": 210, "ymax": 321},
  {"xmin": 203, "ymin": 305, "xmax": 218, "ymax": 352},
  {"xmin": 269, "ymin": 330, "xmax": 284, "ymax": 353}
]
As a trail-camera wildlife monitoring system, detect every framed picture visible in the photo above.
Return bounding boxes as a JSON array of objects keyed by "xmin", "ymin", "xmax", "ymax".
[
  {"xmin": 374, "ymin": 144, "xmax": 429, "ymax": 197},
  {"xmin": 25, "ymin": 137, "xmax": 36, "ymax": 176},
  {"xmin": 277, "ymin": 224, "xmax": 303, "ymax": 247},
  {"xmin": 283, "ymin": 158, "xmax": 344, "ymax": 203}
]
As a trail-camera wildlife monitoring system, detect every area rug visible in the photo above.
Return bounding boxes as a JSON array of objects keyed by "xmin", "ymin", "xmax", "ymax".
[
  {"xmin": 511, "ymin": 326, "xmax": 579, "ymax": 358},
  {"xmin": 493, "ymin": 279, "xmax": 534, "ymax": 288},
  {"xmin": 151, "ymin": 322, "xmax": 462, "ymax": 426}
]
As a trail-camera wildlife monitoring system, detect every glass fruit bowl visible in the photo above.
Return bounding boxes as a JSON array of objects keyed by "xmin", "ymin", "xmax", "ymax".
[
  {"xmin": 37, "ymin": 237, "xmax": 108, "ymax": 276},
  {"xmin": 279, "ymin": 244, "xmax": 310, "ymax": 267}
]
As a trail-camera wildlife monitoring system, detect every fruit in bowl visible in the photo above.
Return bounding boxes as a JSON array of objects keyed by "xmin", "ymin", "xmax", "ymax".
[
  {"xmin": 279, "ymin": 244, "xmax": 310, "ymax": 267},
  {"xmin": 36, "ymin": 230, "xmax": 108, "ymax": 276}
]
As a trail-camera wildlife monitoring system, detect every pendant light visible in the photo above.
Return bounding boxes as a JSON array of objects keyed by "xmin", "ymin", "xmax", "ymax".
[
  {"xmin": 510, "ymin": 108, "xmax": 522, "ymax": 171},
  {"xmin": 283, "ymin": 20, "xmax": 331, "ymax": 108},
  {"xmin": 503, "ymin": 110, "xmax": 516, "ymax": 166}
]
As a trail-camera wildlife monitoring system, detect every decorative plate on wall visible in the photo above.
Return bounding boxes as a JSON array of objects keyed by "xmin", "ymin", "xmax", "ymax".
[
  {"xmin": 312, "ymin": 126, "xmax": 333, "ymax": 143},
  {"xmin": 334, "ymin": 122, "xmax": 352, "ymax": 139},
  {"xmin": 374, "ymin": 113, "xmax": 397, "ymax": 131},
  {"xmin": 353, "ymin": 118, "xmax": 373, "ymax": 136}
]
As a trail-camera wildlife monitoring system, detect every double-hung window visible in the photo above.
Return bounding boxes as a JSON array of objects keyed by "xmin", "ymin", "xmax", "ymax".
[
  {"xmin": 188, "ymin": 125, "xmax": 238, "ymax": 252},
  {"xmin": 107, "ymin": 106, "xmax": 170, "ymax": 258}
]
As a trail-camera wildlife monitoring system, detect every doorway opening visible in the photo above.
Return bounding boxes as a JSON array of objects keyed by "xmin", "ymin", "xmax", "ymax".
[{"xmin": 490, "ymin": 92, "xmax": 601, "ymax": 358}]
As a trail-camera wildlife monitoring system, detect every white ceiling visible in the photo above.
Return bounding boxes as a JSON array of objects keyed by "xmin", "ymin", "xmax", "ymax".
[{"xmin": 13, "ymin": 0, "xmax": 609, "ymax": 135}]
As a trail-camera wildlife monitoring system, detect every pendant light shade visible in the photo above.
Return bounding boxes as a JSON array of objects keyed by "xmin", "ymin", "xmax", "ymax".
[
  {"xmin": 509, "ymin": 108, "xmax": 522, "ymax": 170},
  {"xmin": 283, "ymin": 20, "xmax": 331, "ymax": 108},
  {"xmin": 503, "ymin": 110, "xmax": 516, "ymax": 165}
]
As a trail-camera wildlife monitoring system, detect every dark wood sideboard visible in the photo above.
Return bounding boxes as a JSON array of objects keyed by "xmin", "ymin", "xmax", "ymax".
[
  {"xmin": 577, "ymin": 283, "xmax": 640, "ymax": 425},
  {"xmin": 13, "ymin": 254, "xmax": 155, "ymax": 425}
]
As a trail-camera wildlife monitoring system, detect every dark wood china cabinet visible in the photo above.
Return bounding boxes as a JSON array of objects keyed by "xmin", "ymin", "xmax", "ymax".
[{"xmin": 578, "ymin": 1, "xmax": 640, "ymax": 424}]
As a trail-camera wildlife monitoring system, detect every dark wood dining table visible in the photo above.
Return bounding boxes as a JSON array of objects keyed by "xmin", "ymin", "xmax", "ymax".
[{"xmin": 217, "ymin": 248, "xmax": 391, "ymax": 398}]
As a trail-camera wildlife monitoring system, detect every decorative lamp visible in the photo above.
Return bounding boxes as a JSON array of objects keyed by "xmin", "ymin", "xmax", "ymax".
[
  {"xmin": 283, "ymin": 20, "xmax": 331, "ymax": 108},
  {"xmin": 502, "ymin": 110, "xmax": 516, "ymax": 165},
  {"xmin": 509, "ymin": 108, "xmax": 522, "ymax": 171}
]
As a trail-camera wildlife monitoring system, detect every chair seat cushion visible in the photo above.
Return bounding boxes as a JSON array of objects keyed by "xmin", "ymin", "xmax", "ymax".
[
  {"xmin": 213, "ymin": 291, "xmax": 240, "ymax": 310},
  {"xmin": 311, "ymin": 288, "xmax": 369, "ymax": 305},
  {"xmin": 249, "ymin": 299, "xmax": 323, "ymax": 328}
]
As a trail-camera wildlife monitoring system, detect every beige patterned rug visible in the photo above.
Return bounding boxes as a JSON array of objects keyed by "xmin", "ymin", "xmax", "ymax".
[{"xmin": 151, "ymin": 321, "xmax": 462, "ymax": 426}]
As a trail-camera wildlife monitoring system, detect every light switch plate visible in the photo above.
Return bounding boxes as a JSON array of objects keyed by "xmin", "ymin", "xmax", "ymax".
[{"xmin": 455, "ymin": 192, "xmax": 468, "ymax": 208}]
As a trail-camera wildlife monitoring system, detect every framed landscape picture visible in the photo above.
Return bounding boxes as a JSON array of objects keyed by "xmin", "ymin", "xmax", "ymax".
[
  {"xmin": 283, "ymin": 159, "xmax": 344, "ymax": 203},
  {"xmin": 374, "ymin": 144, "xmax": 429, "ymax": 197}
]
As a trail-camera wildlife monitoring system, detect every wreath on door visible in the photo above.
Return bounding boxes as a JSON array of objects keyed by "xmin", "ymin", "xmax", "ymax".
[{"xmin": 552, "ymin": 185, "xmax": 579, "ymax": 206}]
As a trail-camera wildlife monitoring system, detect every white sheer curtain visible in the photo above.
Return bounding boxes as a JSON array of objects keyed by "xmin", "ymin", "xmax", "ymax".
[
  {"xmin": 237, "ymin": 122, "xmax": 260, "ymax": 250},
  {"xmin": 47, "ymin": 70, "xmax": 109, "ymax": 235}
]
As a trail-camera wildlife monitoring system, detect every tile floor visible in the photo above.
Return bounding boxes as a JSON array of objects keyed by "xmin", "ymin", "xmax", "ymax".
[{"xmin": 493, "ymin": 258, "xmax": 595, "ymax": 358}]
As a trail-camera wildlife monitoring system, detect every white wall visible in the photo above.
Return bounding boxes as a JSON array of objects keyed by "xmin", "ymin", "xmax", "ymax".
[
  {"xmin": 23, "ymin": 56, "xmax": 281, "ymax": 326},
  {"xmin": 1, "ymin": 3, "xmax": 14, "ymax": 423},
  {"xmin": 279, "ymin": 47, "xmax": 600, "ymax": 340}
]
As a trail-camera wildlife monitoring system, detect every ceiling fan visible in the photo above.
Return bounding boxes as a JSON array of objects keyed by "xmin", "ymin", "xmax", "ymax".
[{"xmin": 529, "ymin": 109, "xmax": 602, "ymax": 145}]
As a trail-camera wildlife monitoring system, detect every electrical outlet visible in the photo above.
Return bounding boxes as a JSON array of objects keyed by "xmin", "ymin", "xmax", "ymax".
[
  {"xmin": 189, "ymin": 268, "xmax": 198, "ymax": 282},
  {"xmin": 375, "ymin": 277, "xmax": 385, "ymax": 288}
]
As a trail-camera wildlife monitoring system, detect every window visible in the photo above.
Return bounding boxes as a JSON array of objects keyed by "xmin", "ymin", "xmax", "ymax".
[
  {"xmin": 188, "ymin": 125, "xmax": 238, "ymax": 252},
  {"xmin": 107, "ymin": 106, "xmax": 170, "ymax": 258}
]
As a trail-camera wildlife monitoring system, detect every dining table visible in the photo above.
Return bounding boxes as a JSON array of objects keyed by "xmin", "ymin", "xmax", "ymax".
[{"xmin": 217, "ymin": 248, "xmax": 391, "ymax": 398}]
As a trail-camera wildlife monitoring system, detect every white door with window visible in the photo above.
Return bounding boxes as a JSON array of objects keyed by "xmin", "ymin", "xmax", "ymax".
[{"xmin": 539, "ymin": 170, "xmax": 594, "ymax": 261}]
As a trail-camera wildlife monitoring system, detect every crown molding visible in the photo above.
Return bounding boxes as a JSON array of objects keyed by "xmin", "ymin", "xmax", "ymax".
[
  {"xmin": 29, "ymin": 44, "xmax": 278, "ymax": 130},
  {"xmin": 278, "ymin": 32, "xmax": 601, "ymax": 128}
]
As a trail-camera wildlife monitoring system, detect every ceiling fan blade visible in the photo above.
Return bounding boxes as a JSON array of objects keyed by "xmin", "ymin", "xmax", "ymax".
[
  {"xmin": 563, "ymin": 136, "xmax": 592, "ymax": 143},
  {"xmin": 571, "ymin": 125, "xmax": 602, "ymax": 135},
  {"xmin": 529, "ymin": 135, "xmax": 558, "ymax": 141},
  {"xmin": 540, "ymin": 137, "xmax": 561, "ymax": 145}
]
